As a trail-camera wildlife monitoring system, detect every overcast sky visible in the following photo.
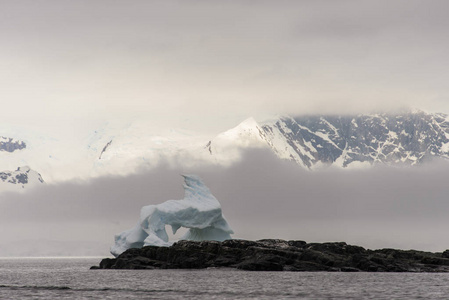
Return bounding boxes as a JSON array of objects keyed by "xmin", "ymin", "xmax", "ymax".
[
  {"xmin": 1, "ymin": 0, "xmax": 449, "ymax": 134},
  {"xmin": 1, "ymin": 149, "xmax": 448, "ymax": 256}
]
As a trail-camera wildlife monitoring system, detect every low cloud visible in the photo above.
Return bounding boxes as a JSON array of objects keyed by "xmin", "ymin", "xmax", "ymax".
[{"xmin": 1, "ymin": 149, "xmax": 448, "ymax": 256}]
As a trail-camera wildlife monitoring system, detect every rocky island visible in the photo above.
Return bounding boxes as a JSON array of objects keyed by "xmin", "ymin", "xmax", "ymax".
[{"xmin": 92, "ymin": 239, "xmax": 449, "ymax": 272}]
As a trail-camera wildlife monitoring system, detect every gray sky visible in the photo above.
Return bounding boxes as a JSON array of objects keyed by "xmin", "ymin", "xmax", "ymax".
[
  {"xmin": 1, "ymin": 149, "xmax": 448, "ymax": 256},
  {"xmin": 1, "ymin": 0, "xmax": 449, "ymax": 134}
]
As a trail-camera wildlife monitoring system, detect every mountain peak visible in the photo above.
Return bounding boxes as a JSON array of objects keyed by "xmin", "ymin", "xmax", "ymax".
[
  {"xmin": 205, "ymin": 117, "xmax": 270, "ymax": 162},
  {"xmin": 219, "ymin": 117, "xmax": 262, "ymax": 138}
]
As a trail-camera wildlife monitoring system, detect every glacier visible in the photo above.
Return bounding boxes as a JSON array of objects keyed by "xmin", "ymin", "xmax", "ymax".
[{"xmin": 110, "ymin": 175, "xmax": 233, "ymax": 257}]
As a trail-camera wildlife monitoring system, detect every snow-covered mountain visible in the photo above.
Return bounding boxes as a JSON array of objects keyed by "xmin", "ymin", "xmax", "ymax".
[
  {"xmin": 0, "ymin": 127, "xmax": 94, "ymax": 185},
  {"xmin": 1, "ymin": 110, "xmax": 448, "ymax": 192},
  {"xmin": 86, "ymin": 120, "xmax": 211, "ymax": 175},
  {"xmin": 0, "ymin": 166, "xmax": 45, "ymax": 192},
  {"xmin": 0, "ymin": 120, "xmax": 212, "ymax": 189},
  {"xmin": 204, "ymin": 117, "xmax": 269, "ymax": 163},
  {"xmin": 0, "ymin": 133, "xmax": 46, "ymax": 191},
  {"xmin": 207, "ymin": 111, "xmax": 449, "ymax": 168}
]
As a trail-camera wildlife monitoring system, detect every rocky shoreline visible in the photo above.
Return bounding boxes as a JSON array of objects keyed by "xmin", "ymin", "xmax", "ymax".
[{"xmin": 91, "ymin": 239, "xmax": 449, "ymax": 272}]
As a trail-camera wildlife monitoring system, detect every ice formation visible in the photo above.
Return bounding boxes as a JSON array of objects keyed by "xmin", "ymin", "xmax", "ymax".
[{"xmin": 110, "ymin": 175, "xmax": 234, "ymax": 257}]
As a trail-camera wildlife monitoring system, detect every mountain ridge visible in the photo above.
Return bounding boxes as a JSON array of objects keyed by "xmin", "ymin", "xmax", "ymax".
[{"xmin": 207, "ymin": 110, "xmax": 449, "ymax": 169}]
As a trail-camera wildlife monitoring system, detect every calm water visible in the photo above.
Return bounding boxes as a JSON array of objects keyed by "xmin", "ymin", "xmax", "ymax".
[{"xmin": 0, "ymin": 258, "xmax": 448, "ymax": 299}]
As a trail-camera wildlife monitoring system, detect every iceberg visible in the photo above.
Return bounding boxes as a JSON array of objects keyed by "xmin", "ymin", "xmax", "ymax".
[{"xmin": 110, "ymin": 175, "xmax": 234, "ymax": 257}]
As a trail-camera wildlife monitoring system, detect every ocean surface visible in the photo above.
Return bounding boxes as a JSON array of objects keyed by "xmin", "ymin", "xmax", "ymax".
[{"xmin": 0, "ymin": 257, "xmax": 448, "ymax": 299}]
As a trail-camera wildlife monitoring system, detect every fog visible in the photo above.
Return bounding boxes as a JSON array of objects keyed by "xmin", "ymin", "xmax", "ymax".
[{"xmin": 1, "ymin": 149, "xmax": 448, "ymax": 256}]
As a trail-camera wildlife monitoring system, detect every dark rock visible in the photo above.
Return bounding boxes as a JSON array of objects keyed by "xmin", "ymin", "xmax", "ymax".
[
  {"xmin": 288, "ymin": 240, "xmax": 307, "ymax": 248},
  {"xmin": 99, "ymin": 258, "xmax": 117, "ymax": 269},
  {"xmin": 340, "ymin": 267, "xmax": 360, "ymax": 272},
  {"xmin": 236, "ymin": 258, "xmax": 284, "ymax": 271},
  {"xmin": 91, "ymin": 239, "xmax": 449, "ymax": 272}
]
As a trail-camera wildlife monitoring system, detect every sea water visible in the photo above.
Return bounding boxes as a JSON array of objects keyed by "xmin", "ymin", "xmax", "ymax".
[{"xmin": 0, "ymin": 257, "xmax": 448, "ymax": 299}]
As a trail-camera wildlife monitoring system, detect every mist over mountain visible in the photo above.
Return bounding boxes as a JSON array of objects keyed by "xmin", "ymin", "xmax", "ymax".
[{"xmin": 1, "ymin": 110, "xmax": 449, "ymax": 191}]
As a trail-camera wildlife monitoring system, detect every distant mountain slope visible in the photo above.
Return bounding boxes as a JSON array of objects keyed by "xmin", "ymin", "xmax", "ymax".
[
  {"xmin": 207, "ymin": 111, "xmax": 449, "ymax": 168},
  {"xmin": 86, "ymin": 120, "xmax": 210, "ymax": 173},
  {"xmin": 0, "ymin": 166, "xmax": 45, "ymax": 192}
]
